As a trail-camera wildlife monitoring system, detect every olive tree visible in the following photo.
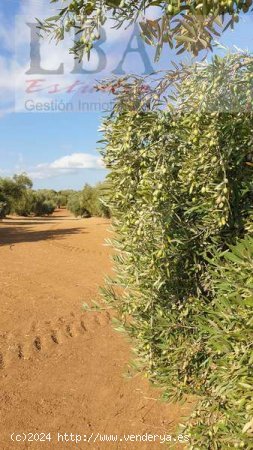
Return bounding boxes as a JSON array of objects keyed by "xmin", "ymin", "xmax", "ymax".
[{"xmin": 39, "ymin": 1, "xmax": 252, "ymax": 60}]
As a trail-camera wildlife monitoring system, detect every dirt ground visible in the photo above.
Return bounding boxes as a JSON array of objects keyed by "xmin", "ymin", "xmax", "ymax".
[{"xmin": 0, "ymin": 210, "xmax": 193, "ymax": 450}]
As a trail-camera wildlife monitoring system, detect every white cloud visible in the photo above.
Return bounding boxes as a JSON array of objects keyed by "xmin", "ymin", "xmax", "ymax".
[
  {"xmin": 50, "ymin": 153, "xmax": 104, "ymax": 170},
  {"xmin": 28, "ymin": 152, "xmax": 105, "ymax": 180}
]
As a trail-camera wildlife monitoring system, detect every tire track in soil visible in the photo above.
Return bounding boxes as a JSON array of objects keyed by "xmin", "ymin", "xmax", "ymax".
[
  {"xmin": 0, "ymin": 213, "xmax": 193, "ymax": 450},
  {"xmin": 49, "ymin": 240, "xmax": 104, "ymax": 256},
  {"xmin": 0, "ymin": 311, "xmax": 111, "ymax": 370}
]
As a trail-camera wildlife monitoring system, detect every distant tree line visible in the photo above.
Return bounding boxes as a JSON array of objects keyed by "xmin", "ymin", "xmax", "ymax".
[
  {"xmin": 67, "ymin": 183, "xmax": 111, "ymax": 218},
  {"xmin": 0, "ymin": 174, "xmax": 111, "ymax": 219}
]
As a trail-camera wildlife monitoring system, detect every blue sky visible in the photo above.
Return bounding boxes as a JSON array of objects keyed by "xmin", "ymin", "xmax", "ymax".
[{"xmin": 0, "ymin": 1, "xmax": 253, "ymax": 190}]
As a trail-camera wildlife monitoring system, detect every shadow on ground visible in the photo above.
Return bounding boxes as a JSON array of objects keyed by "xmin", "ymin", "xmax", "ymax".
[
  {"xmin": 2, "ymin": 220, "xmax": 79, "ymax": 226},
  {"xmin": 3, "ymin": 216, "xmax": 78, "ymax": 225},
  {"xmin": 0, "ymin": 225, "xmax": 85, "ymax": 246}
]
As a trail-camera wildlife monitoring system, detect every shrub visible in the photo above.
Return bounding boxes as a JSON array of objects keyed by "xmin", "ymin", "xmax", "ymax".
[
  {"xmin": 13, "ymin": 190, "xmax": 35, "ymax": 216},
  {"xmin": 32, "ymin": 196, "xmax": 56, "ymax": 216},
  {"xmin": 67, "ymin": 183, "xmax": 111, "ymax": 218},
  {"xmin": 0, "ymin": 173, "xmax": 33, "ymax": 218},
  {"xmin": 36, "ymin": 189, "xmax": 58, "ymax": 205},
  {"xmin": 100, "ymin": 53, "xmax": 253, "ymax": 449},
  {"xmin": 41, "ymin": 200, "xmax": 56, "ymax": 216},
  {"xmin": 0, "ymin": 201, "xmax": 9, "ymax": 219},
  {"xmin": 0, "ymin": 175, "xmax": 59, "ymax": 218},
  {"xmin": 80, "ymin": 184, "xmax": 98, "ymax": 216},
  {"xmin": 0, "ymin": 191, "xmax": 10, "ymax": 219},
  {"xmin": 67, "ymin": 192, "xmax": 88, "ymax": 217}
]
